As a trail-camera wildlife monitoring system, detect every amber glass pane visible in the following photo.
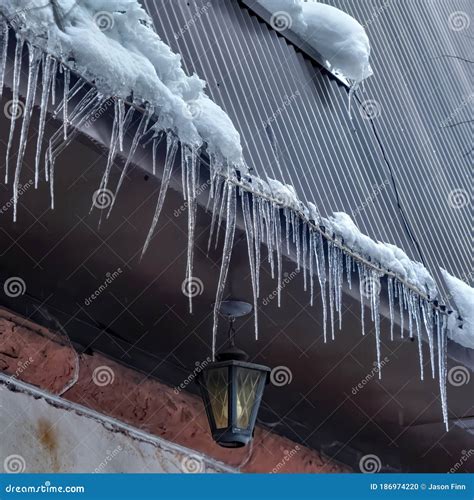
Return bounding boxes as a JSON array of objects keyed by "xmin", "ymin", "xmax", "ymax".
[
  {"xmin": 236, "ymin": 368, "xmax": 261, "ymax": 429},
  {"xmin": 205, "ymin": 367, "xmax": 229, "ymax": 429}
]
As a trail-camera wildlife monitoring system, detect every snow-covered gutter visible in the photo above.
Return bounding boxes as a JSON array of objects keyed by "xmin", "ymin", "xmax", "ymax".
[{"xmin": 0, "ymin": 0, "xmax": 472, "ymax": 431}]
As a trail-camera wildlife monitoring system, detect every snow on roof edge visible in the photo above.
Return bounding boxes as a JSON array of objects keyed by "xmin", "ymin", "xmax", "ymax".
[{"xmin": 0, "ymin": 0, "xmax": 244, "ymax": 165}]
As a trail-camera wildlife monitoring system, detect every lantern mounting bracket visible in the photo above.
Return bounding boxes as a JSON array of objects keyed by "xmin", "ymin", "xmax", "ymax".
[{"xmin": 218, "ymin": 300, "xmax": 252, "ymax": 319}]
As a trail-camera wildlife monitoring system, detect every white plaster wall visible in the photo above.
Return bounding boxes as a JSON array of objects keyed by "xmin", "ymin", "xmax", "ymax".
[{"xmin": 0, "ymin": 375, "xmax": 234, "ymax": 474}]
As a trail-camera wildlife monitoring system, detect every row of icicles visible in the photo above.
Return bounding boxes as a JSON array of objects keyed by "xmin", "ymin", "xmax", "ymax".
[{"xmin": 0, "ymin": 22, "xmax": 449, "ymax": 428}]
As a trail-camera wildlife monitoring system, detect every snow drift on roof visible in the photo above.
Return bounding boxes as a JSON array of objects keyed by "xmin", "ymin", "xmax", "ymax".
[
  {"xmin": 0, "ymin": 0, "xmax": 243, "ymax": 164},
  {"xmin": 258, "ymin": 0, "xmax": 373, "ymax": 84}
]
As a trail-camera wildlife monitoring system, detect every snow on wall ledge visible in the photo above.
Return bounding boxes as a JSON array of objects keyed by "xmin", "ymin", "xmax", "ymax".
[{"xmin": 0, "ymin": 3, "xmax": 471, "ymax": 432}]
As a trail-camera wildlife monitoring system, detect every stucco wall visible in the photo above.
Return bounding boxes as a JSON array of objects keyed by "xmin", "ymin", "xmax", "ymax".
[
  {"xmin": 0, "ymin": 308, "xmax": 348, "ymax": 473},
  {"xmin": 0, "ymin": 376, "xmax": 233, "ymax": 473}
]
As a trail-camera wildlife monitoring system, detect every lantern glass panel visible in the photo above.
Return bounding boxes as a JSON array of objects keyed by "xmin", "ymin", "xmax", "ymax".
[
  {"xmin": 204, "ymin": 367, "xmax": 229, "ymax": 429},
  {"xmin": 235, "ymin": 367, "xmax": 262, "ymax": 429}
]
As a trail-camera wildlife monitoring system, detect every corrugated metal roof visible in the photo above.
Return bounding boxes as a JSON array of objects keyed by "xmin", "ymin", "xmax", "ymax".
[{"xmin": 142, "ymin": 0, "xmax": 473, "ymax": 300}]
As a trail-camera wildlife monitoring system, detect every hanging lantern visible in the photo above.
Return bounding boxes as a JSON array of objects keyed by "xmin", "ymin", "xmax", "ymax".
[{"xmin": 197, "ymin": 301, "xmax": 271, "ymax": 448}]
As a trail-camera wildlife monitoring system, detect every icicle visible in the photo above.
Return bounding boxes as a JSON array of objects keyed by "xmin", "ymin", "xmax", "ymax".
[
  {"xmin": 295, "ymin": 218, "xmax": 301, "ymax": 271},
  {"xmin": 207, "ymin": 175, "xmax": 224, "ymax": 253},
  {"xmin": 397, "ymin": 281, "xmax": 404, "ymax": 338},
  {"xmin": 309, "ymin": 230, "xmax": 314, "ymax": 307},
  {"xmin": 185, "ymin": 146, "xmax": 200, "ymax": 313},
  {"xmin": 53, "ymin": 78, "xmax": 86, "ymax": 118},
  {"xmin": 315, "ymin": 231, "xmax": 327, "ymax": 343},
  {"xmin": 5, "ymin": 35, "xmax": 24, "ymax": 184},
  {"xmin": 405, "ymin": 287, "xmax": 413, "ymax": 339},
  {"xmin": 142, "ymin": 134, "xmax": 179, "ymax": 256},
  {"xmin": 422, "ymin": 300, "xmax": 435, "ymax": 378},
  {"xmin": 49, "ymin": 58, "xmax": 58, "ymax": 108},
  {"xmin": 107, "ymin": 110, "xmax": 150, "ymax": 216},
  {"xmin": 213, "ymin": 178, "xmax": 228, "ymax": 250},
  {"xmin": 13, "ymin": 43, "xmax": 41, "ymax": 221},
  {"xmin": 212, "ymin": 183, "xmax": 237, "ymax": 359},
  {"xmin": 264, "ymin": 201, "xmax": 275, "ymax": 280},
  {"xmin": 62, "ymin": 66, "xmax": 70, "ymax": 140},
  {"xmin": 437, "ymin": 311, "xmax": 449, "ymax": 429},
  {"xmin": 284, "ymin": 208, "xmax": 290, "ymax": 254},
  {"xmin": 328, "ymin": 242, "xmax": 335, "ymax": 340},
  {"xmin": 151, "ymin": 135, "xmax": 158, "ymax": 175},
  {"xmin": 413, "ymin": 296, "xmax": 424, "ymax": 381},
  {"xmin": 370, "ymin": 270, "xmax": 382, "ymax": 378},
  {"xmin": 242, "ymin": 191, "xmax": 259, "ymax": 339},
  {"xmin": 0, "ymin": 20, "xmax": 9, "ymax": 100},
  {"xmin": 34, "ymin": 54, "xmax": 54, "ymax": 188},
  {"xmin": 336, "ymin": 246, "xmax": 343, "ymax": 330},
  {"xmin": 97, "ymin": 98, "xmax": 119, "ymax": 199},
  {"xmin": 345, "ymin": 253, "xmax": 352, "ymax": 290},
  {"xmin": 358, "ymin": 263, "xmax": 366, "ymax": 336},
  {"xmin": 117, "ymin": 98, "xmax": 125, "ymax": 152},
  {"xmin": 274, "ymin": 206, "xmax": 283, "ymax": 308},
  {"xmin": 387, "ymin": 276, "xmax": 394, "ymax": 341},
  {"xmin": 302, "ymin": 225, "xmax": 308, "ymax": 292},
  {"xmin": 253, "ymin": 194, "xmax": 262, "ymax": 299},
  {"xmin": 95, "ymin": 101, "xmax": 133, "ymax": 214}
]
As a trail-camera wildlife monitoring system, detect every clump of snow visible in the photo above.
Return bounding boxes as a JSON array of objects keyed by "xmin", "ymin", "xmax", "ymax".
[
  {"xmin": 258, "ymin": 0, "xmax": 372, "ymax": 84},
  {"xmin": 0, "ymin": 0, "xmax": 243, "ymax": 164},
  {"xmin": 441, "ymin": 269, "xmax": 474, "ymax": 349},
  {"xmin": 324, "ymin": 212, "xmax": 438, "ymax": 298},
  {"xmin": 267, "ymin": 177, "xmax": 302, "ymax": 211}
]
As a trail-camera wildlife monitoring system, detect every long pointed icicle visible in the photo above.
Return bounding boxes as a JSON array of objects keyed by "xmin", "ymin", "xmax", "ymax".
[
  {"xmin": 0, "ymin": 20, "xmax": 9, "ymax": 99},
  {"xmin": 207, "ymin": 175, "xmax": 224, "ymax": 253},
  {"xmin": 274, "ymin": 206, "xmax": 283, "ymax": 308},
  {"xmin": 13, "ymin": 43, "xmax": 41, "ymax": 221},
  {"xmin": 242, "ymin": 191, "xmax": 259, "ymax": 340},
  {"xmin": 371, "ymin": 270, "xmax": 382, "ymax": 378},
  {"xmin": 387, "ymin": 276, "xmax": 394, "ymax": 341},
  {"xmin": 413, "ymin": 296, "xmax": 424, "ymax": 381},
  {"xmin": 212, "ymin": 182, "xmax": 237, "ymax": 359},
  {"xmin": 62, "ymin": 66, "xmax": 70, "ymax": 140},
  {"xmin": 185, "ymin": 145, "xmax": 200, "ymax": 313},
  {"xmin": 142, "ymin": 134, "xmax": 178, "ymax": 257},
  {"xmin": 358, "ymin": 263, "xmax": 366, "ymax": 336},
  {"xmin": 107, "ymin": 111, "xmax": 149, "ymax": 217},
  {"xmin": 313, "ymin": 231, "xmax": 327, "ymax": 343},
  {"xmin": 5, "ymin": 35, "xmax": 24, "ymax": 184},
  {"xmin": 34, "ymin": 54, "xmax": 54, "ymax": 188}
]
